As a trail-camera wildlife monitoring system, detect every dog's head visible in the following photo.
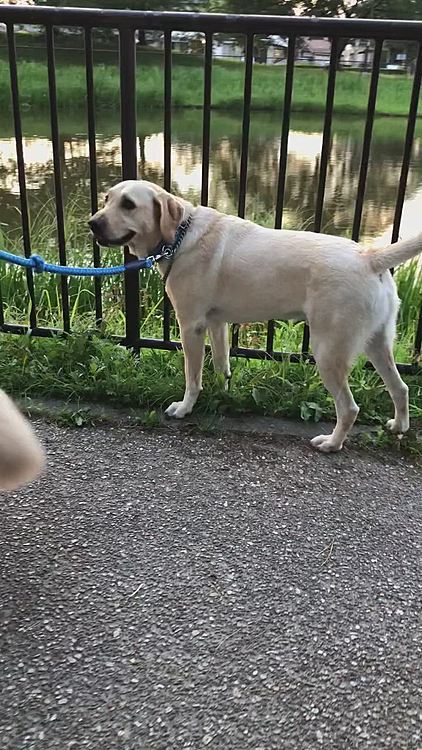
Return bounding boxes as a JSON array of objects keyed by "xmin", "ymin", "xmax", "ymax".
[{"xmin": 88, "ymin": 180, "xmax": 184, "ymax": 253}]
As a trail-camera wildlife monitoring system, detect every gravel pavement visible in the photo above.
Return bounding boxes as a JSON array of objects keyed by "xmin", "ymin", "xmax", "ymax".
[{"xmin": 1, "ymin": 421, "xmax": 422, "ymax": 750}]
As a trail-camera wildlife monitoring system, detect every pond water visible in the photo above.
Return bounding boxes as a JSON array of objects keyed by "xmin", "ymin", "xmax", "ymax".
[{"xmin": 1, "ymin": 107, "xmax": 422, "ymax": 247}]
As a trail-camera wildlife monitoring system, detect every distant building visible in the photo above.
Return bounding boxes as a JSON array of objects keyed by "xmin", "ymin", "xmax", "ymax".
[
  {"xmin": 297, "ymin": 37, "xmax": 332, "ymax": 66},
  {"xmin": 342, "ymin": 40, "xmax": 374, "ymax": 70}
]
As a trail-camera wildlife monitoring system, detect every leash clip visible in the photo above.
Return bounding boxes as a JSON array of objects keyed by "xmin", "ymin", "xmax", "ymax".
[{"xmin": 160, "ymin": 244, "xmax": 174, "ymax": 259}]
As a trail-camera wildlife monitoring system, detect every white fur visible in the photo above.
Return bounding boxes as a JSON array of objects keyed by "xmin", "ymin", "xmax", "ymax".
[{"xmin": 89, "ymin": 180, "xmax": 422, "ymax": 453}]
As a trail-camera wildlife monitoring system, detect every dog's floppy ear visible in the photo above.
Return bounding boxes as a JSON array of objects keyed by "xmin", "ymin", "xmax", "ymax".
[{"xmin": 154, "ymin": 193, "xmax": 183, "ymax": 243}]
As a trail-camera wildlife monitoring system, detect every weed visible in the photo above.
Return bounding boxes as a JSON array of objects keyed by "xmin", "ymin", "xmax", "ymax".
[{"xmin": 55, "ymin": 407, "xmax": 95, "ymax": 428}]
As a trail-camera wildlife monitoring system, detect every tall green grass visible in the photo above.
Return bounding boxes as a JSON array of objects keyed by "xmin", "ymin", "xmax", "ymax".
[
  {"xmin": 0, "ymin": 56, "xmax": 417, "ymax": 116},
  {"xmin": 1, "ymin": 193, "xmax": 421, "ymax": 357},
  {"xmin": 2, "ymin": 332, "xmax": 422, "ymax": 444},
  {"xmin": 0, "ymin": 194, "xmax": 302, "ymax": 344},
  {"xmin": 0, "ymin": 194, "xmax": 172, "ymax": 338}
]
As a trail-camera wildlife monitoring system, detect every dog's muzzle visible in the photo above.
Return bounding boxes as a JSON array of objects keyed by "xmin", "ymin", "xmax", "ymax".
[{"xmin": 88, "ymin": 217, "xmax": 135, "ymax": 247}]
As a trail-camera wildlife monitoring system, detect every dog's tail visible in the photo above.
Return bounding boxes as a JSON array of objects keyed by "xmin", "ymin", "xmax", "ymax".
[
  {"xmin": 0, "ymin": 390, "xmax": 45, "ymax": 491},
  {"xmin": 367, "ymin": 232, "xmax": 422, "ymax": 274}
]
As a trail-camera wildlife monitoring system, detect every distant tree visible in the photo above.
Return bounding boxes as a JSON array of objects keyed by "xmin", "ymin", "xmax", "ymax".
[
  {"xmin": 298, "ymin": 0, "xmax": 422, "ymax": 20},
  {"xmin": 208, "ymin": 0, "xmax": 294, "ymax": 12},
  {"xmin": 35, "ymin": 0, "xmax": 194, "ymax": 7},
  {"xmin": 34, "ymin": 0, "xmax": 199, "ymax": 44},
  {"xmin": 206, "ymin": 0, "xmax": 294, "ymax": 58},
  {"xmin": 33, "ymin": 0, "xmax": 422, "ymax": 52},
  {"xmin": 298, "ymin": 0, "xmax": 422, "ymax": 67},
  {"xmin": 206, "ymin": 0, "xmax": 422, "ymax": 16}
]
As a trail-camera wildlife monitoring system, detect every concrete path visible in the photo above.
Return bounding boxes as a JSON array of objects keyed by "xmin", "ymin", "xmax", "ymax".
[{"xmin": 1, "ymin": 422, "xmax": 422, "ymax": 749}]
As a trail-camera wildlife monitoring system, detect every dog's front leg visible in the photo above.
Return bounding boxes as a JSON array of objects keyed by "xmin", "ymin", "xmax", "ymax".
[
  {"xmin": 209, "ymin": 323, "xmax": 231, "ymax": 389},
  {"xmin": 165, "ymin": 324, "xmax": 205, "ymax": 419}
]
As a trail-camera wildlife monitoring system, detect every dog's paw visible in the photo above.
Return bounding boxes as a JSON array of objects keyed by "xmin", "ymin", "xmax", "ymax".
[
  {"xmin": 224, "ymin": 373, "xmax": 232, "ymax": 392},
  {"xmin": 386, "ymin": 418, "xmax": 409, "ymax": 435},
  {"xmin": 310, "ymin": 434, "xmax": 343, "ymax": 453},
  {"xmin": 165, "ymin": 401, "xmax": 191, "ymax": 419}
]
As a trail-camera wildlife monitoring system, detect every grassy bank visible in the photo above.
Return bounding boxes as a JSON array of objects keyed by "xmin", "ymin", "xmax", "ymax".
[
  {"xmin": 2, "ymin": 333, "xmax": 422, "ymax": 457},
  {"xmin": 1, "ymin": 106, "xmax": 420, "ymax": 145},
  {"xmin": 0, "ymin": 52, "xmax": 417, "ymax": 116}
]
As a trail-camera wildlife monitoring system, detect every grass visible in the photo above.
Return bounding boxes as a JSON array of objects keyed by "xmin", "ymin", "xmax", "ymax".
[
  {"xmin": 0, "ymin": 194, "xmax": 167, "ymax": 338},
  {"xmin": 0, "ymin": 330, "xmax": 418, "ymax": 427},
  {"xmin": 0, "ymin": 192, "xmax": 306, "ymax": 344},
  {"xmin": 3, "ymin": 333, "xmax": 422, "ymax": 458},
  {"xmin": 2, "ymin": 106, "xmax": 420, "ymax": 146},
  {"xmin": 0, "ymin": 48, "xmax": 418, "ymax": 116},
  {"xmin": 0, "ymin": 193, "xmax": 422, "ymax": 457}
]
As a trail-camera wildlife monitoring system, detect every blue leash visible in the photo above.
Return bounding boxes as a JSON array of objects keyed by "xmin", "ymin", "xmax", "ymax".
[
  {"xmin": 0, "ymin": 249, "xmax": 154, "ymax": 277},
  {"xmin": 0, "ymin": 216, "xmax": 192, "ymax": 278}
]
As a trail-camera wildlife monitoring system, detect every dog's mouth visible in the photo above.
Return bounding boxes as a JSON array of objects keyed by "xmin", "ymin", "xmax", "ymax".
[{"xmin": 91, "ymin": 230, "xmax": 136, "ymax": 247}]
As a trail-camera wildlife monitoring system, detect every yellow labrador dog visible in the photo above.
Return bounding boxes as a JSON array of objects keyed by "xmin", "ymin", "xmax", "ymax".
[
  {"xmin": 89, "ymin": 179, "xmax": 421, "ymax": 453},
  {"xmin": 0, "ymin": 391, "xmax": 44, "ymax": 490}
]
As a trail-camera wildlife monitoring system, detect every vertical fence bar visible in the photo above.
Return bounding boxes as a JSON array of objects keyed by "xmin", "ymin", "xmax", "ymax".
[
  {"xmin": 391, "ymin": 43, "xmax": 422, "ymax": 244},
  {"xmin": 232, "ymin": 33, "xmax": 253, "ymax": 351},
  {"xmin": 300, "ymin": 36, "xmax": 339, "ymax": 356},
  {"xmin": 201, "ymin": 32, "xmax": 213, "ymax": 206},
  {"xmin": 351, "ymin": 38, "xmax": 383, "ymax": 243},
  {"xmin": 403, "ymin": 45, "xmax": 422, "ymax": 359},
  {"xmin": 7, "ymin": 23, "xmax": 37, "ymax": 331},
  {"xmin": 274, "ymin": 37, "xmax": 295, "ymax": 231},
  {"xmin": 0, "ymin": 284, "xmax": 4, "ymax": 329},
  {"xmin": 414, "ymin": 312, "xmax": 422, "ymax": 362},
  {"xmin": 391, "ymin": 45, "xmax": 422, "ymax": 360},
  {"xmin": 46, "ymin": 24, "xmax": 70, "ymax": 333},
  {"xmin": 237, "ymin": 33, "xmax": 254, "ymax": 219},
  {"xmin": 163, "ymin": 29, "xmax": 172, "ymax": 342},
  {"xmin": 84, "ymin": 26, "xmax": 102, "ymax": 327},
  {"xmin": 313, "ymin": 37, "xmax": 338, "ymax": 234},
  {"xmin": 163, "ymin": 30, "xmax": 172, "ymax": 192},
  {"xmin": 119, "ymin": 26, "xmax": 139, "ymax": 348},
  {"xmin": 266, "ymin": 36, "xmax": 295, "ymax": 355}
]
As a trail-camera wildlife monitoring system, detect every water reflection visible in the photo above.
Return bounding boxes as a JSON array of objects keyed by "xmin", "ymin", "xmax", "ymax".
[{"xmin": 0, "ymin": 110, "xmax": 421, "ymax": 244}]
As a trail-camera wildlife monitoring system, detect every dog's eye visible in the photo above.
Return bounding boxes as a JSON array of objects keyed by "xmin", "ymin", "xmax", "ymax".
[
  {"xmin": 122, "ymin": 197, "xmax": 136, "ymax": 211},
  {"xmin": 104, "ymin": 194, "xmax": 109, "ymax": 204}
]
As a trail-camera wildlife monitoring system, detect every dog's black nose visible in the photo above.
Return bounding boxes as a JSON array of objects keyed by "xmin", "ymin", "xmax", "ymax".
[{"xmin": 88, "ymin": 217, "xmax": 101, "ymax": 233}]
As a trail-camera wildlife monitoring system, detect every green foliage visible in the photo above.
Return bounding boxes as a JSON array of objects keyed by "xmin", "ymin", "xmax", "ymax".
[
  {"xmin": 31, "ymin": 0, "xmax": 422, "ymax": 17},
  {"xmin": 299, "ymin": 0, "xmax": 422, "ymax": 19},
  {"xmin": 1, "ymin": 333, "xmax": 422, "ymax": 444},
  {"xmin": 207, "ymin": 0, "xmax": 293, "ymax": 14},
  {"xmin": 35, "ymin": 0, "xmax": 194, "ymax": 10},
  {"xmin": 33, "ymin": 0, "xmax": 422, "ymax": 16}
]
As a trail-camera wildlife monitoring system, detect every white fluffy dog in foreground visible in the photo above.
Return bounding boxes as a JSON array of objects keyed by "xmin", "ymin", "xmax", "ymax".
[
  {"xmin": 89, "ymin": 179, "xmax": 421, "ymax": 453},
  {"xmin": 0, "ymin": 391, "xmax": 44, "ymax": 490}
]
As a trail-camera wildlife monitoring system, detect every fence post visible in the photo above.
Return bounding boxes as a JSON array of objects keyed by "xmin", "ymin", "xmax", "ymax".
[
  {"xmin": 85, "ymin": 27, "xmax": 102, "ymax": 328},
  {"xmin": 119, "ymin": 26, "xmax": 139, "ymax": 349}
]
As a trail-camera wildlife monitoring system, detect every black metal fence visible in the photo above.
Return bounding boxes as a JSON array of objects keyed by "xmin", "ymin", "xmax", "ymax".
[{"xmin": 1, "ymin": 7, "xmax": 422, "ymax": 372}]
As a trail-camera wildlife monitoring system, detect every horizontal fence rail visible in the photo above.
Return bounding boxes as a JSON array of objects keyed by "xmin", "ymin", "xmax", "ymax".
[
  {"xmin": 1, "ymin": 7, "xmax": 422, "ymax": 39},
  {"xmin": 0, "ymin": 7, "xmax": 422, "ymax": 373}
]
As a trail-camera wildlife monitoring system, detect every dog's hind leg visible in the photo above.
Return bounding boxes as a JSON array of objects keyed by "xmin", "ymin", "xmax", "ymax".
[
  {"xmin": 365, "ymin": 328, "xmax": 409, "ymax": 434},
  {"xmin": 309, "ymin": 329, "xmax": 360, "ymax": 452},
  {"xmin": 209, "ymin": 323, "xmax": 231, "ymax": 389},
  {"xmin": 165, "ymin": 324, "xmax": 206, "ymax": 419}
]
